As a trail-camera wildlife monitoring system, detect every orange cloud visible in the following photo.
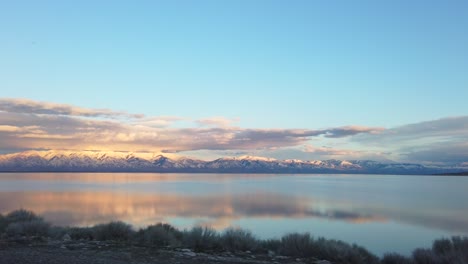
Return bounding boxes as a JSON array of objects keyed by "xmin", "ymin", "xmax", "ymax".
[{"xmin": 0, "ymin": 98, "xmax": 384, "ymax": 154}]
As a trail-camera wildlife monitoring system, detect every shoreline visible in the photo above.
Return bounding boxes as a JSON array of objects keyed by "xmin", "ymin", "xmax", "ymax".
[
  {"xmin": 0, "ymin": 239, "xmax": 316, "ymax": 264},
  {"xmin": 1, "ymin": 209, "xmax": 468, "ymax": 264},
  {"xmin": 0, "ymin": 171, "xmax": 460, "ymax": 176}
]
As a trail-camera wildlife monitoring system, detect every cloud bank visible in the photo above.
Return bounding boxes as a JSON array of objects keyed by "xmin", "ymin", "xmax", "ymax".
[
  {"xmin": 354, "ymin": 116, "xmax": 468, "ymax": 164},
  {"xmin": 0, "ymin": 98, "xmax": 144, "ymax": 119},
  {"xmin": 0, "ymin": 98, "xmax": 466, "ymax": 164},
  {"xmin": 0, "ymin": 98, "xmax": 382, "ymax": 154}
]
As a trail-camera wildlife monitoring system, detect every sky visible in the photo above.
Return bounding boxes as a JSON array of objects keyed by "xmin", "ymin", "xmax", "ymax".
[{"xmin": 0, "ymin": 1, "xmax": 467, "ymax": 164}]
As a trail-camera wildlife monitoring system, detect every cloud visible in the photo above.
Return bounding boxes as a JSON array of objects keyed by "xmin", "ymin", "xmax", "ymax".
[
  {"xmin": 196, "ymin": 117, "xmax": 239, "ymax": 127},
  {"xmin": 132, "ymin": 116, "xmax": 184, "ymax": 128},
  {"xmin": 355, "ymin": 116, "xmax": 468, "ymax": 163},
  {"xmin": 356, "ymin": 116, "xmax": 468, "ymax": 143},
  {"xmin": 322, "ymin": 126, "xmax": 384, "ymax": 138},
  {"xmin": 231, "ymin": 126, "xmax": 382, "ymax": 142},
  {"xmin": 251, "ymin": 145, "xmax": 393, "ymax": 162},
  {"xmin": 0, "ymin": 125, "xmax": 43, "ymax": 133},
  {"xmin": 401, "ymin": 141, "xmax": 468, "ymax": 164},
  {"xmin": 0, "ymin": 98, "xmax": 466, "ymax": 165},
  {"xmin": 0, "ymin": 98, "xmax": 144, "ymax": 119},
  {"xmin": 0, "ymin": 98, "xmax": 383, "ymax": 154},
  {"xmin": 304, "ymin": 145, "xmax": 357, "ymax": 156}
]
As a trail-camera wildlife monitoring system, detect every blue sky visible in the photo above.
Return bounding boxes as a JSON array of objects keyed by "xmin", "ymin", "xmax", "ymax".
[{"xmin": 0, "ymin": 1, "xmax": 467, "ymax": 163}]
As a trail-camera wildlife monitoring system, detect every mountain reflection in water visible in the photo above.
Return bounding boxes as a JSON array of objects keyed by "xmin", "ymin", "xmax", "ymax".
[{"xmin": 0, "ymin": 173, "xmax": 467, "ymax": 255}]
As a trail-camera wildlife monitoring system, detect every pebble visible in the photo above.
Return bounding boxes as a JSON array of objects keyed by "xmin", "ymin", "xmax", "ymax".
[
  {"xmin": 62, "ymin": 234, "xmax": 72, "ymax": 241},
  {"xmin": 314, "ymin": 260, "xmax": 331, "ymax": 264},
  {"xmin": 182, "ymin": 251, "xmax": 197, "ymax": 257}
]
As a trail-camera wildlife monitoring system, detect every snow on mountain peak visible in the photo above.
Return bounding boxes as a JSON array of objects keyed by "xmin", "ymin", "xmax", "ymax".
[
  {"xmin": 237, "ymin": 155, "xmax": 277, "ymax": 162},
  {"xmin": 0, "ymin": 150, "xmax": 181, "ymax": 162},
  {"xmin": 0, "ymin": 150, "xmax": 466, "ymax": 174}
]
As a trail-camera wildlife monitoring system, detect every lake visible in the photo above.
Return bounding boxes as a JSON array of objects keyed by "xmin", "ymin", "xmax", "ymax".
[{"xmin": 0, "ymin": 173, "xmax": 467, "ymax": 256}]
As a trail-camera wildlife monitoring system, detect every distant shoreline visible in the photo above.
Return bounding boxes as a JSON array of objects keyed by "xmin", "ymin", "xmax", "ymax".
[
  {"xmin": 0, "ymin": 170, "xmax": 446, "ymax": 175},
  {"xmin": 2, "ymin": 170, "xmax": 468, "ymax": 176},
  {"xmin": 434, "ymin": 171, "xmax": 468, "ymax": 176}
]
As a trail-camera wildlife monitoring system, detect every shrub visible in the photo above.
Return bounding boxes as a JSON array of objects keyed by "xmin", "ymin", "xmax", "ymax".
[
  {"xmin": 0, "ymin": 214, "xmax": 7, "ymax": 233},
  {"xmin": 5, "ymin": 219, "xmax": 50, "ymax": 237},
  {"xmin": 2, "ymin": 209, "xmax": 50, "ymax": 237},
  {"xmin": 260, "ymin": 238, "xmax": 281, "ymax": 253},
  {"xmin": 137, "ymin": 223, "xmax": 182, "ymax": 248},
  {"xmin": 432, "ymin": 238, "xmax": 453, "ymax": 255},
  {"xmin": 279, "ymin": 233, "xmax": 313, "ymax": 257},
  {"xmin": 310, "ymin": 237, "xmax": 335, "ymax": 258},
  {"xmin": 449, "ymin": 236, "xmax": 468, "ymax": 260},
  {"xmin": 279, "ymin": 234, "xmax": 379, "ymax": 264},
  {"xmin": 48, "ymin": 226, "xmax": 95, "ymax": 240},
  {"xmin": 416, "ymin": 237, "xmax": 468, "ymax": 263},
  {"xmin": 450, "ymin": 236, "xmax": 468, "ymax": 252},
  {"xmin": 349, "ymin": 244, "xmax": 380, "ymax": 264},
  {"xmin": 438, "ymin": 253, "xmax": 467, "ymax": 264},
  {"xmin": 5, "ymin": 209, "xmax": 42, "ymax": 223},
  {"xmin": 69, "ymin": 227, "xmax": 95, "ymax": 240},
  {"xmin": 310, "ymin": 238, "xmax": 375, "ymax": 264},
  {"xmin": 221, "ymin": 227, "xmax": 258, "ymax": 252},
  {"xmin": 413, "ymin": 248, "xmax": 439, "ymax": 264},
  {"xmin": 4, "ymin": 208, "xmax": 468, "ymax": 264},
  {"xmin": 182, "ymin": 226, "xmax": 221, "ymax": 251},
  {"xmin": 92, "ymin": 221, "xmax": 134, "ymax": 241},
  {"xmin": 382, "ymin": 253, "xmax": 414, "ymax": 264},
  {"xmin": 48, "ymin": 226, "xmax": 68, "ymax": 239}
]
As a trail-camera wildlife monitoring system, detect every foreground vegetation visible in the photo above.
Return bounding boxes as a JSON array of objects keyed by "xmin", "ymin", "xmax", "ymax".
[{"xmin": 1, "ymin": 210, "xmax": 467, "ymax": 264}]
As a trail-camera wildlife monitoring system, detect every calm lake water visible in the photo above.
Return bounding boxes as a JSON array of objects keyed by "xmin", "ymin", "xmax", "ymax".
[{"xmin": 0, "ymin": 173, "xmax": 467, "ymax": 255}]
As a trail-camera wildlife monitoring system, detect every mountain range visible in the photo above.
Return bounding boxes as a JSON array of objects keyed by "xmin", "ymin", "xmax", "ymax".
[{"xmin": 0, "ymin": 150, "xmax": 466, "ymax": 175}]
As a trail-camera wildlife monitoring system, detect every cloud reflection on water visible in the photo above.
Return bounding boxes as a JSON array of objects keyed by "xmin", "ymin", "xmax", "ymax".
[
  {"xmin": 0, "ymin": 173, "xmax": 467, "ymax": 237},
  {"xmin": 0, "ymin": 191, "xmax": 384, "ymax": 229}
]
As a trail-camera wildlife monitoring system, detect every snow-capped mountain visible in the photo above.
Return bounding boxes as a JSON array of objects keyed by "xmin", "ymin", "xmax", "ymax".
[{"xmin": 0, "ymin": 150, "xmax": 466, "ymax": 174}]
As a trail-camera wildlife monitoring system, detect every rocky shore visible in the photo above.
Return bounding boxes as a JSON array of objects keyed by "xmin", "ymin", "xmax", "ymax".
[
  {"xmin": 0, "ymin": 236, "xmax": 331, "ymax": 264},
  {"xmin": 1, "ymin": 210, "xmax": 467, "ymax": 264}
]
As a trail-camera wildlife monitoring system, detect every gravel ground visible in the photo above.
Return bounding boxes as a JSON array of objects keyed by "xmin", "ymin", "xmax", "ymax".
[{"xmin": 0, "ymin": 239, "xmax": 327, "ymax": 264}]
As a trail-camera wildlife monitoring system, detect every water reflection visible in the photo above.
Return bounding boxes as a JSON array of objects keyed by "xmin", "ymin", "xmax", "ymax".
[
  {"xmin": 0, "ymin": 173, "xmax": 467, "ymax": 255},
  {"xmin": 0, "ymin": 172, "xmax": 279, "ymax": 184}
]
